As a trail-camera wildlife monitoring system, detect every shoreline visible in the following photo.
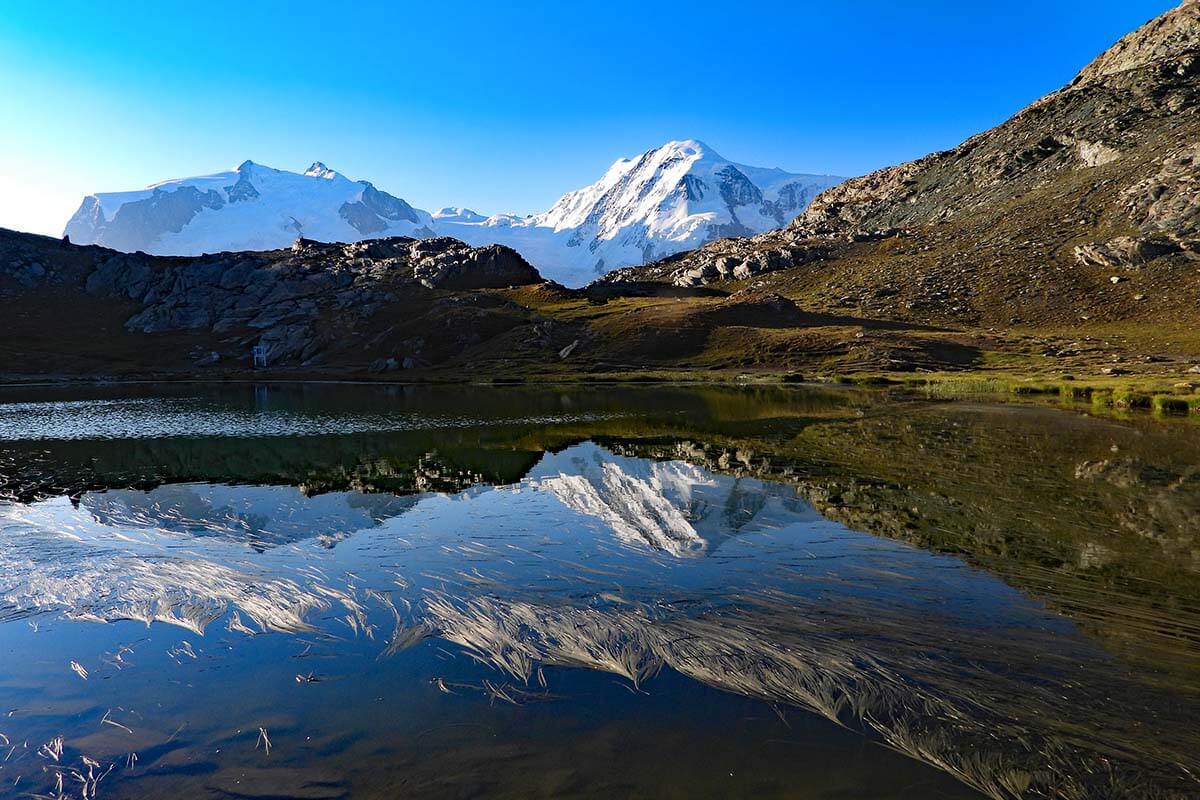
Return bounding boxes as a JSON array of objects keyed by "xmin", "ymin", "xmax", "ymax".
[{"xmin": 3, "ymin": 367, "xmax": 1197, "ymax": 420}]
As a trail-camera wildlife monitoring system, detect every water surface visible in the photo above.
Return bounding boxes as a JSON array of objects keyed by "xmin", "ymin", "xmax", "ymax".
[{"xmin": 0, "ymin": 384, "xmax": 1196, "ymax": 799}]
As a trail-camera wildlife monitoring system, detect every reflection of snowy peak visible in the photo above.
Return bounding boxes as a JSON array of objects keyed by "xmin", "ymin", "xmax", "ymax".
[
  {"xmin": 439, "ymin": 140, "xmax": 843, "ymax": 285},
  {"xmin": 64, "ymin": 141, "xmax": 841, "ymax": 287},
  {"xmin": 82, "ymin": 483, "xmax": 416, "ymax": 547},
  {"xmin": 525, "ymin": 442, "xmax": 820, "ymax": 556},
  {"xmin": 64, "ymin": 160, "xmax": 436, "ymax": 256}
]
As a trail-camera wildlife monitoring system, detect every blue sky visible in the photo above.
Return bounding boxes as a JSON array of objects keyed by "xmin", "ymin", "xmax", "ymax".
[{"xmin": 0, "ymin": 0, "xmax": 1178, "ymax": 236}]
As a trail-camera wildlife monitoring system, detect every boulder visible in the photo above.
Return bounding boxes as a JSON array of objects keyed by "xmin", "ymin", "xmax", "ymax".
[
  {"xmin": 412, "ymin": 242, "xmax": 542, "ymax": 290},
  {"xmin": 1074, "ymin": 236, "xmax": 1182, "ymax": 268}
]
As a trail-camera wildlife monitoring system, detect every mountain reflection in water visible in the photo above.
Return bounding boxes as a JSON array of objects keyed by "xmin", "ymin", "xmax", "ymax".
[{"xmin": 0, "ymin": 384, "xmax": 1196, "ymax": 799}]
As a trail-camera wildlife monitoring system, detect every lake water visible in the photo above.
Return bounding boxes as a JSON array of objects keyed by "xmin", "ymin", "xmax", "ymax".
[{"xmin": 0, "ymin": 384, "xmax": 1196, "ymax": 799}]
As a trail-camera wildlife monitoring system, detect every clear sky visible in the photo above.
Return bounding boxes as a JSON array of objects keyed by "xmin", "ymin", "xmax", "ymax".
[{"xmin": 0, "ymin": 0, "xmax": 1179, "ymax": 236}]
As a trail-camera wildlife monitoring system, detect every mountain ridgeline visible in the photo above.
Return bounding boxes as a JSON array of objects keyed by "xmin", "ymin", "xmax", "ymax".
[
  {"xmin": 63, "ymin": 141, "xmax": 841, "ymax": 287},
  {"xmin": 3, "ymin": 1, "xmax": 1199, "ymax": 383}
]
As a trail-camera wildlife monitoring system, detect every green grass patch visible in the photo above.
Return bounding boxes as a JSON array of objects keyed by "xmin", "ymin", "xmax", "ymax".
[
  {"xmin": 921, "ymin": 377, "xmax": 1011, "ymax": 398},
  {"xmin": 1153, "ymin": 395, "xmax": 1191, "ymax": 415},
  {"xmin": 1111, "ymin": 389, "xmax": 1152, "ymax": 409},
  {"xmin": 1009, "ymin": 384, "xmax": 1060, "ymax": 396}
]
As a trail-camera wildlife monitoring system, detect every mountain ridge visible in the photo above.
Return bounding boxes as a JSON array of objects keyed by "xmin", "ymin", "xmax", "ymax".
[{"xmin": 63, "ymin": 141, "xmax": 843, "ymax": 286}]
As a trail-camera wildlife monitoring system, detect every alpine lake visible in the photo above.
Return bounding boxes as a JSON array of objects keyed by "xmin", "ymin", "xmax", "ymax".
[{"xmin": 0, "ymin": 383, "xmax": 1196, "ymax": 799}]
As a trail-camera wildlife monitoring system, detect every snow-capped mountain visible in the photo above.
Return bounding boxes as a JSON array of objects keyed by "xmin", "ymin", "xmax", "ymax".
[
  {"xmin": 64, "ymin": 141, "xmax": 842, "ymax": 286},
  {"xmin": 437, "ymin": 140, "xmax": 842, "ymax": 284},
  {"xmin": 64, "ymin": 160, "xmax": 436, "ymax": 255}
]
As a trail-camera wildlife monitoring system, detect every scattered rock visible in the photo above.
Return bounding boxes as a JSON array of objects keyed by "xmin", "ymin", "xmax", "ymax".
[{"xmin": 668, "ymin": 244, "xmax": 824, "ymax": 287}]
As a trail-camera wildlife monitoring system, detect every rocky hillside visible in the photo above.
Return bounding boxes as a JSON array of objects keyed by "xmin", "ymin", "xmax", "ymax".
[
  {"xmin": 0, "ymin": 229, "xmax": 564, "ymax": 377},
  {"xmin": 609, "ymin": 1, "xmax": 1200, "ymax": 334}
]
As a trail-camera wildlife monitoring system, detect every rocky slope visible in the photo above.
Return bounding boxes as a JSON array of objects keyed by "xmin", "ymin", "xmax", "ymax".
[
  {"xmin": 64, "ymin": 141, "xmax": 841, "ymax": 287},
  {"xmin": 608, "ymin": 1, "xmax": 1200, "ymax": 334}
]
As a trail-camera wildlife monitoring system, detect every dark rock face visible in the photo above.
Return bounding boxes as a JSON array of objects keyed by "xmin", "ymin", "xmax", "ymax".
[
  {"xmin": 715, "ymin": 166, "xmax": 763, "ymax": 209},
  {"xmin": 764, "ymin": 181, "xmax": 821, "ymax": 225},
  {"xmin": 62, "ymin": 196, "xmax": 106, "ymax": 244},
  {"xmin": 681, "ymin": 174, "xmax": 707, "ymax": 202},
  {"xmin": 339, "ymin": 200, "xmax": 390, "ymax": 235},
  {"xmin": 105, "ymin": 187, "xmax": 226, "ymax": 252},
  {"xmin": 339, "ymin": 182, "xmax": 423, "ymax": 235},
  {"xmin": 226, "ymin": 171, "xmax": 260, "ymax": 203}
]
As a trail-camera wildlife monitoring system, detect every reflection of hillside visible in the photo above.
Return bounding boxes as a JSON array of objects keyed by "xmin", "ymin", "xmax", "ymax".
[
  {"xmin": 425, "ymin": 591, "xmax": 1198, "ymax": 800},
  {"xmin": 0, "ymin": 435, "xmax": 547, "ymax": 503}
]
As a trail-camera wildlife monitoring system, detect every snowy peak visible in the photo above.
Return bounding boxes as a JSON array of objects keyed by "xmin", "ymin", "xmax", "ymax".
[
  {"xmin": 458, "ymin": 138, "xmax": 844, "ymax": 280},
  {"xmin": 304, "ymin": 161, "xmax": 338, "ymax": 179},
  {"xmin": 532, "ymin": 139, "xmax": 838, "ymax": 238},
  {"xmin": 64, "ymin": 161, "xmax": 434, "ymax": 256}
]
